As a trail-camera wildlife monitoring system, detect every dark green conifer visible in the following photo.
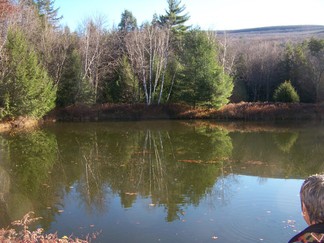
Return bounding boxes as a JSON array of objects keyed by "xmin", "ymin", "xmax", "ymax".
[
  {"xmin": 160, "ymin": 0, "xmax": 190, "ymax": 34},
  {"xmin": 0, "ymin": 28, "xmax": 56, "ymax": 118}
]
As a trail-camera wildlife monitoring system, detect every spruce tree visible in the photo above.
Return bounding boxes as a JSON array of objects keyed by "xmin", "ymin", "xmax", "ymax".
[
  {"xmin": 273, "ymin": 80, "xmax": 300, "ymax": 103},
  {"xmin": 176, "ymin": 30, "xmax": 233, "ymax": 108},
  {"xmin": 0, "ymin": 28, "xmax": 56, "ymax": 119}
]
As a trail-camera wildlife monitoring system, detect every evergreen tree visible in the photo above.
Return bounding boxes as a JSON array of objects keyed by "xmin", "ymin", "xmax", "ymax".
[
  {"xmin": 160, "ymin": 0, "xmax": 190, "ymax": 34},
  {"xmin": 176, "ymin": 30, "xmax": 233, "ymax": 108},
  {"xmin": 118, "ymin": 10, "xmax": 137, "ymax": 32},
  {"xmin": 273, "ymin": 80, "xmax": 300, "ymax": 103},
  {"xmin": 0, "ymin": 28, "xmax": 56, "ymax": 119},
  {"xmin": 56, "ymin": 49, "xmax": 82, "ymax": 107},
  {"xmin": 34, "ymin": 0, "xmax": 62, "ymax": 28},
  {"xmin": 108, "ymin": 55, "xmax": 139, "ymax": 103}
]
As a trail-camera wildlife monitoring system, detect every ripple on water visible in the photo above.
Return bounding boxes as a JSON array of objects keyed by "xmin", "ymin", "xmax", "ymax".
[{"xmin": 209, "ymin": 177, "xmax": 302, "ymax": 242}]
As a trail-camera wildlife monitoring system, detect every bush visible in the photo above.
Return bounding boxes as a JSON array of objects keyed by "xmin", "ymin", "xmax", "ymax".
[
  {"xmin": 0, "ymin": 212, "xmax": 92, "ymax": 242},
  {"xmin": 273, "ymin": 80, "xmax": 300, "ymax": 103}
]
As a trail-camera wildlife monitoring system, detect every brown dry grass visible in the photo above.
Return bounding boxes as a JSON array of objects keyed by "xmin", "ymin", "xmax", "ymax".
[
  {"xmin": 0, "ymin": 116, "xmax": 40, "ymax": 133},
  {"xmin": 45, "ymin": 102, "xmax": 324, "ymax": 122},
  {"xmin": 0, "ymin": 212, "xmax": 94, "ymax": 242}
]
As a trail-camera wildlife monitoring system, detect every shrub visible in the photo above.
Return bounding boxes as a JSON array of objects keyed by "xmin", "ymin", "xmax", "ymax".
[
  {"xmin": 273, "ymin": 80, "xmax": 300, "ymax": 103},
  {"xmin": 0, "ymin": 212, "xmax": 92, "ymax": 242}
]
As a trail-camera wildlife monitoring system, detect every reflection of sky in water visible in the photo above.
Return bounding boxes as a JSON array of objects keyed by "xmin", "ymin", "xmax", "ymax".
[
  {"xmin": 1, "ymin": 121, "xmax": 322, "ymax": 242},
  {"xmin": 49, "ymin": 176, "xmax": 305, "ymax": 243}
]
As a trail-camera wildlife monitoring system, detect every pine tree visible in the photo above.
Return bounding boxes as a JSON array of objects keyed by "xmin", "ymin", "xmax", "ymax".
[
  {"xmin": 176, "ymin": 30, "xmax": 233, "ymax": 108},
  {"xmin": 0, "ymin": 28, "xmax": 56, "ymax": 119},
  {"xmin": 118, "ymin": 10, "xmax": 137, "ymax": 32},
  {"xmin": 160, "ymin": 0, "xmax": 190, "ymax": 34},
  {"xmin": 273, "ymin": 80, "xmax": 300, "ymax": 103},
  {"xmin": 34, "ymin": 0, "xmax": 62, "ymax": 28}
]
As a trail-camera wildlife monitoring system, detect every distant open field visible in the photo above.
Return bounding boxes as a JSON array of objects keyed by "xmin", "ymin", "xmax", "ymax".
[{"xmin": 215, "ymin": 25, "xmax": 324, "ymax": 42}]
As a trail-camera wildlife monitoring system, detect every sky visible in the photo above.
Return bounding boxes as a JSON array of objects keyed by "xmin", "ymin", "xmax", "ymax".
[{"xmin": 54, "ymin": 0, "xmax": 324, "ymax": 31}]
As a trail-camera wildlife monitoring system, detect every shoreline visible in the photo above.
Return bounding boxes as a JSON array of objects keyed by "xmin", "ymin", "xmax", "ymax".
[
  {"xmin": 45, "ymin": 102, "xmax": 324, "ymax": 122},
  {"xmin": 1, "ymin": 102, "xmax": 324, "ymax": 133}
]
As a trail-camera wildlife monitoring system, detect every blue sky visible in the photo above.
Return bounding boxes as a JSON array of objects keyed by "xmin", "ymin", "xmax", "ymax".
[{"xmin": 54, "ymin": 0, "xmax": 324, "ymax": 31}]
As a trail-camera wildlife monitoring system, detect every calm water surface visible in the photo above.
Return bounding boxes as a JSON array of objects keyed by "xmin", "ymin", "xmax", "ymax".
[{"xmin": 1, "ymin": 120, "xmax": 324, "ymax": 242}]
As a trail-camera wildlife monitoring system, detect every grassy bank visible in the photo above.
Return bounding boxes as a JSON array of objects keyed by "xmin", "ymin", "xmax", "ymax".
[
  {"xmin": 0, "ymin": 117, "xmax": 40, "ymax": 133},
  {"xmin": 1, "ymin": 102, "xmax": 323, "ymax": 132},
  {"xmin": 44, "ymin": 102, "xmax": 324, "ymax": 122}
]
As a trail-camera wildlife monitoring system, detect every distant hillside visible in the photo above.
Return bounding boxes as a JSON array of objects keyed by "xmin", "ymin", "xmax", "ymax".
[{"xmin": 216, "ymin": 25, "xmax": 324, "ymax": 42}]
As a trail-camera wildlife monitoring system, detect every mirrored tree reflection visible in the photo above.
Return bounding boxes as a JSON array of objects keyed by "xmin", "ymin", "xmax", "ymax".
[
  {"xmin": 0, "ymin": 121, "xmax": 324, "ymax": 231},
  {"xmin": 51, "ymin": 122, "xmax": 234, "ymax": 222},
  {"xmin": 0, "ymin": 130, "xmax": 60, "ymax": 229},
  {"xmin": 273, "ymin": 132, "xmax": 299, "ymax": 153}
]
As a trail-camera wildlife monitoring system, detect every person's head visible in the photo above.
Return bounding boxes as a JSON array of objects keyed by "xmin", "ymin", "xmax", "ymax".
[{"xmin": 300, "ymin": 174, "xmax": 324, "ymax": 225}]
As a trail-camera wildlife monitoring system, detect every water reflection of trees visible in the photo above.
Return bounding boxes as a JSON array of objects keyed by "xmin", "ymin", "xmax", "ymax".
[
  {"xmin": 52, "ymin": 122, "xmax": 235, "ymax": 222},
  {"xmin": 229, "ymin": 124, "xmax": 324, "ymax": 178},
  {"xmin": 1, "ymin": 121, "xmax": 324, "ymax": 228},
  {"xmin": 0, "ymin": 131, "xmax": 60, "ymax": 229},
  {"xmin": 273, "ymin": 132, "xmax": 299, "ymax": 153}
]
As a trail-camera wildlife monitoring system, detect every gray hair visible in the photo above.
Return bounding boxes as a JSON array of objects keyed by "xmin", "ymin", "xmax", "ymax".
[{"xmin": 300, "ymin": 174, "xmax": 324, "ymax": 224}]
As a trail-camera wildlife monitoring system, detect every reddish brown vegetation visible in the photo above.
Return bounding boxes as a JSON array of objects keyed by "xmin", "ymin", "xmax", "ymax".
[
  {"xmin": 0, "ymin": 0, "xmax": 17, "ymax": 20},
  {"xmin": 215, "ymin": 102, "xmax": 324, "ymax": 120},
  {"xmin": 0, "ymin": 212, "xmax": 92, "ymax": 242},
  {"xmin": 45, "ymin": 102, "xmax": 324, "ymax": 122}
]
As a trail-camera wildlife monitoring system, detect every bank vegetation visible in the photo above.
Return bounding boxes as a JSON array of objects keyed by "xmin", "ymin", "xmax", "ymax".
[{"xmin": 0, "ymin": 0, "xmax": 324, "ymax": 128}]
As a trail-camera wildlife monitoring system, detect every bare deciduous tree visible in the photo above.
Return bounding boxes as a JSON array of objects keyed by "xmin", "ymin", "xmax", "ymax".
[
  {"xmin": 125, "ymin": 25, "xmax": 170, "ymax": 105},
  {"xmin": 79, "ymin": 16, "xmax": 120, "ymax": 100}
]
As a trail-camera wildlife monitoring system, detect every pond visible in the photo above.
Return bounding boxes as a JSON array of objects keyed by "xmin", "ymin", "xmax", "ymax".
[{"xmin": 1, "ymin": 120, "xmax": 324, "ymax": 242}]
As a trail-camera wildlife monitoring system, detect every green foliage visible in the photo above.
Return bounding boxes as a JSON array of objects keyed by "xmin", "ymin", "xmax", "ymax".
[
  {"xmin": 56, "ymin": 49, "xmax": 82, "ymax": 107},
  {"xmin": 34, "ymin": 0, "xmax": 62, "ymax": 28},
  {"xmin": 75, "ymin": 78, "xmax": 95, "ymax": 105},
  {"xmin": 308, "ymin": 38, "xmax": 324, "ymax": 55},
  {"xmin": 160, "ymin": 0, "xmax": 190, "ymax": 34},
  {"xmin": 273, "ymin": 80, "xmax": 300, "ymax": 103},
  {"xmin": 109, "ymin": 55, "xmax": 139, "ymax": 103},
  {"xmin": 0, "ymin": 28, "xmax": 56, "ymax": 119},
  {"xmin": 57, "ymin": 47, "xmax": 94, "ymax": 106},
  {"xmin": 176, "ymin": 30, "xmax": 233, "ymax": 108},
  {"xmin": 118, "ymin": 9, "xmax": 137, "ymax": 32}
]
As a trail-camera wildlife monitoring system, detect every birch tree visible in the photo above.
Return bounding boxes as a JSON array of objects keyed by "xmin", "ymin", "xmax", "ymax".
[
  {"xmin": 79, "ymin": 15, "xmax": 107, "ymax": 102},
  {"xmin": 125, "ymin": 25, "xmax": 170, "ymax": 105}
]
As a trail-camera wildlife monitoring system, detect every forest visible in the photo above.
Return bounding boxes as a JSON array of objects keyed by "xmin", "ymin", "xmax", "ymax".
[{"xmin": 0, "ymin": 0, "xmax": 324, "ymax": 120}]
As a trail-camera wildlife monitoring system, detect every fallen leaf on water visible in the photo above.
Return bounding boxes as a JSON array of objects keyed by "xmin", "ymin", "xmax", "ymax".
[
  {"xmin": 125, "ymin": 192, "xmax": 137, "ymax": 196},
  {"xmin": 177, "ymin": 159, "xmax": 203, "ymax": 164}
]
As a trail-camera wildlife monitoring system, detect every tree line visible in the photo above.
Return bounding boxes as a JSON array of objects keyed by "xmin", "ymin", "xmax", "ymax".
[
  {"xmin": 228, "ymin": 35, "xmax": 324, "ymax": 103},
  {"xmin": 0, "ymin": 0, "xmax": 323, "ymax": 120}
]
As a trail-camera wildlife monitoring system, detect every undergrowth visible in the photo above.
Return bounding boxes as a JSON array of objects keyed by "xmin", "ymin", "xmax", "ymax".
[{"xmin": 0, "ymin": 212, "xmax": 96, "ymax": 242}]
